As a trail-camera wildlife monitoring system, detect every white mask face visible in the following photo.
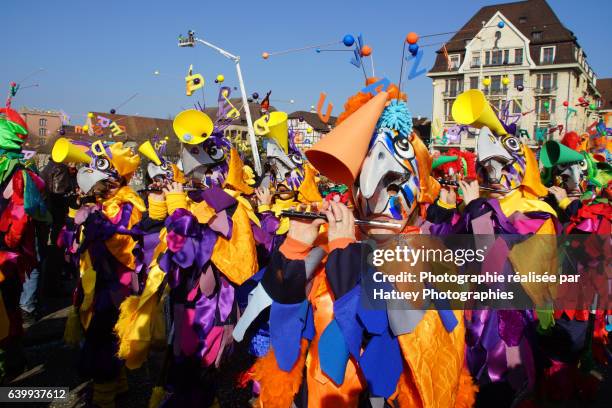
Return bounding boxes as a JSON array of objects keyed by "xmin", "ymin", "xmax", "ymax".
[
  {"xmin": 77, "ymin": 167, "xmax": 110, "ymax": 194},
  {"xmin": 353, "ymin": 127, "xmax": 419, "ymax": 222}
]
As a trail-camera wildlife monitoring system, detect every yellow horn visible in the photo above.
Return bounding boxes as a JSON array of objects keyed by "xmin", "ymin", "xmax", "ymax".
[
  {"xmin": 51, "ymin": 138, "xmax": 92, "ymax": 164},
  {"xmin": 172, "ymin": 109, "xmax": 214, "ymax": 145},
  {"xmin": 254, "ymin": 112, "xmax": 288, "ymax": 153},
  {"xmin": 451, "ymin": 89, "xmax": 507, "ymax": 135},
  {"xmin": 138, "ymin": 141, "xmax": 162, "ymax": 165}
]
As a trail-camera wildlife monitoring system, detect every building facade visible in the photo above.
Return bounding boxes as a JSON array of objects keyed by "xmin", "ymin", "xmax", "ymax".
[
  {"xmin": 596, "ymin": 77, "xmax": 612, "ymax": 127},
  {"xmin": 428, "ymin": 0, "xmax": 600, "ymax": 151},
  {"xmin": 18, "ymin": 108, "xmax": 66, "ymax": 150}
]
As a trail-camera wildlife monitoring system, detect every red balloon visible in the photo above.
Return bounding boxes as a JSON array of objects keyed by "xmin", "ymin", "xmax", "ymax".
[
  {"xmin": 563, "ymin": 101, "xmax": 569, "ymax": 107},
  {"xmin": 578, "ymin": 97, "xmax": 585, "ymax": 103}
]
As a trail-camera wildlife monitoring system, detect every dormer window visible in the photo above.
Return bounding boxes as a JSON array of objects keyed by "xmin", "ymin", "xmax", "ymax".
[
  {"xmin": 532, "ymin": 31, "xmax": 543, "ymax": 40},
  {"xmin": 449, "ymin": 54, "xmax": 461, "ymax": 70},
  {"xmin": 540, "ymin": 46, "xmax": 555, "ymax": 64}
]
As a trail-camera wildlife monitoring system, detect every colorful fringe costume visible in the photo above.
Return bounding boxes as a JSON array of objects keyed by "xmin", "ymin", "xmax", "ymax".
[
  {"xmin": 0, "ymin": 107, "xmax": 49, "ymax": 381},
  {"xmin": 428, "ymin": 90, "xmax": 561, "ymax": 405},
  {"xmin": 114, "ymin": 106, "xmax": 264, "ymax": 405},
  {"xmin": 538, "ymin": 137, "xmax": 611, "ymax": 401},
  {"xmin": 235, "ymin": 82, "xmax": 477, "ymax": 407},
  {"xmin": 52, "ymin": 138, "xmax": 143, "ymax": 407}
]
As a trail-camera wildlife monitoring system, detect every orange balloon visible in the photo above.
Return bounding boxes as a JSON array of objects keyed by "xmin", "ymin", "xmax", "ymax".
[
  {"xmin": 360, "ymin": 45, "xmax": 372, "ymax": 57},
  {"xmin": 406, "ymin": 32, "xmax": 419, "ymax": 44},
  {"xmin": 262, "ymin": 52, "xmax": 270, "ymax": 60}
]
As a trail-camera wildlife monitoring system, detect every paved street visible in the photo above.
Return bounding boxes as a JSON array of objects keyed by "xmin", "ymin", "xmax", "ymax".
[
  {"xmin": 5, "ymin": 282, "xmax": 612, "ymax": 408},
  {"xmin": 6, "ymin": 277, "xmax": 254, "ymax": 408}
]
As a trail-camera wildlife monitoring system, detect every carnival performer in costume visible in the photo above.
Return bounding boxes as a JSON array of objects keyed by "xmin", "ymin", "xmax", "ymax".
[
  {"xmin": 430, "ymin": 148, "xmax": 476, "ymax": 209},
  {"xmin": 0, "ymin": 107, "xmax": 49, "ymax": 382},
  {"xmin": 542, "ymin": 137, "xmax": 612, "ymax": 222},
  {"xmin": 429, "ymin": 89, "xmax": 561, "ymax": 405},
  {"xmin": 234, "ymin": 79, "xmax": 476, "ymax": 408},
  {"xmin": 431, "ymin": 148, "xmax": 477, "ymax": 183},
  {"xmin": 237, "ymin": 160, "xmax": 324, "ymax": 390},
  {"xmin": 248, "ymin": 119, "xmax": 321, "ymax": 260},
  {"xmin": 540, "ymin": 140, "xmax": 590, "ymax": 213},
  {"xmin": 538, "ymin": 137, "xmax": 611, "ymax": 401},
  {"xmin": 52, "ymin": 137, "xmax": 144, "ymax": 407},
  {"xmin": 253, "ymin": 162, "xmax": 322, "ymax": 256},
  {"xmin": 134, "ymin": 138, "xmax": 186, "ymax": 287},
  {"xmin": 261, "ymin": 123, "xmax": 306, "ymax": 190},
  {"xmin": 115, "ymin": 107, "xmax": 263, "ymax": 407}
]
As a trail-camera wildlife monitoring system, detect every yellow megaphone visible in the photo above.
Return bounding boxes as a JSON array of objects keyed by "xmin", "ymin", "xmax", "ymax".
[
  {"xmin": 254, "ymin": 112, "xmax": 288, "ymax": 153},
  {"xmin": 138, "ymin": 141, "xmax": 162, "ymax": 165},
  {"xmin": 173, "ymin": 109, "xmax": 214, "ymax": 145},
  {"xmin": 451, "ymin": 89, "xmax": 507, "ymax": 136},
  {"xmin": 51, "ymin": 138, "xmax": 92, "ymax": 164}
]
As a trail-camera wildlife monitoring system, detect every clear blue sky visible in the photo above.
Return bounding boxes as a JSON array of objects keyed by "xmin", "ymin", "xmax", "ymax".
[{"xmin": 1, "ymin": 0, "xmax": 610, "ymax": 124}]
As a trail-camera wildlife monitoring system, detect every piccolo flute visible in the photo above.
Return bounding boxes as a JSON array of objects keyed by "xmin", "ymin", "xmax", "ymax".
[
  {"xmin": 280, "ymin": 210, "xmax": 403, "ymax": 229},
  {"xmin": 436, "ymin": 178, "xmax": 510, "ymax": 193},
  {"xmin": 138, "ymin": 186, "xmax": 201, "ymax": 193}
]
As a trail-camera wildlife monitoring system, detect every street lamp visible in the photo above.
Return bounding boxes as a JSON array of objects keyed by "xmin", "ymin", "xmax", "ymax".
[{"xmin": 178, "ymin": 30, "xmax": 262, "ymax": 174}]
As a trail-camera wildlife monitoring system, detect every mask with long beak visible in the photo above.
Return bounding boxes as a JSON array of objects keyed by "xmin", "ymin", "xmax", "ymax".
[
  {"xmin": 552, "ymin": 161, "xmax": 587, "ymax": 195},
  {"xmin": 540, "ymin": 140, "xmax": 589, "ymax": 196},
  {"xmin": 50, "ymin": 139, "xmax": 140, "ymax": 194},
  {"xmin": 354, "ymin": 100, "xmax": 420, "ymax": 221},
  {"xmin": 265, "ymin": 127, "xmax": 307, "ymax": 191},
  {"xmin": 476, "ymin": 127, "xmax": 526, "ymax": 192},
  {"xmin": 180, "ymin": 132, "xmax": 231, "ymax": 176}
]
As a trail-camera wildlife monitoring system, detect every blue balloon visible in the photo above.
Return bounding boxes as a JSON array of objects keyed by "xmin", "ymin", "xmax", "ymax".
[
  {"xmin": 316, "ymin": 48, "xmax": 321, "ymax": 53},
  {"xmin": 408, "ymin": 43, "xmax": 419, "ymax": 56},
  {"xmin": 342, "ymin": 34, "xmax": 355, "ymax": 47},
  {"xmin": 498, "ymin": 21, "xmax": 505, "ymax": 28}
]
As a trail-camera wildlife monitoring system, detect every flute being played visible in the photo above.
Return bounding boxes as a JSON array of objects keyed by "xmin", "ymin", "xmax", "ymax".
[
  {"xmin": 280, "ymin": 209, "xmax": 403, "ymax": 229},
  {"xmin": 138, "ymin": 186, "xmax": 200, "ymax": 193},
  {"xmin": 436, "ymin": 178, "xmax": 510, "ymax": 193}
]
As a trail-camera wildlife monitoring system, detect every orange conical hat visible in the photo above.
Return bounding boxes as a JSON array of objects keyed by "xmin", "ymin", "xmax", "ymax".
[{"xmin": 305, "ymin": 91, "xmax": 388, "ymax": 186}]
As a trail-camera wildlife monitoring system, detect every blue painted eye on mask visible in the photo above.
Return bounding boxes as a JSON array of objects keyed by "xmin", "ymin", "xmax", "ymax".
[{"xmin": 367, "ymin": 127, "xmax": 395, "ymax": 151}]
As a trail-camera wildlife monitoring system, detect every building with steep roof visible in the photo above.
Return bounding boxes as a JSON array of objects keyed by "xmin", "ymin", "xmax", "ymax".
[
  {"xmin": 427, "ymin": 0, "xmax": 601, "ymax": 150},
  {"xmin": 287, "ymin": 111, "xmax": 336, "ymax": 150}
]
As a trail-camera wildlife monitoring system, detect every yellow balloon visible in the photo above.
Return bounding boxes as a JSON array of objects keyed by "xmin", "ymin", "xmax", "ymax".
[
  {"xmin": 307, "ymin": 127, "xmax": 313, "ymax": 133},
  {"xmin": 502, "ymin": 77, "xmax": 510, "ymax": 86},
  {"xmin": 482, "ymin": 78, "xmax": 491, "ymax": 87},
  {"xmin": 216, "ymin": 74, "xmax": 225, "ymax": 83},
  {"xmin": 87, "ymin": 112, "xmax": 94, "ymax": 118},
  {"xmin": 82, "ymin": 125, "xmax": 89, "ymax": 132}
]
